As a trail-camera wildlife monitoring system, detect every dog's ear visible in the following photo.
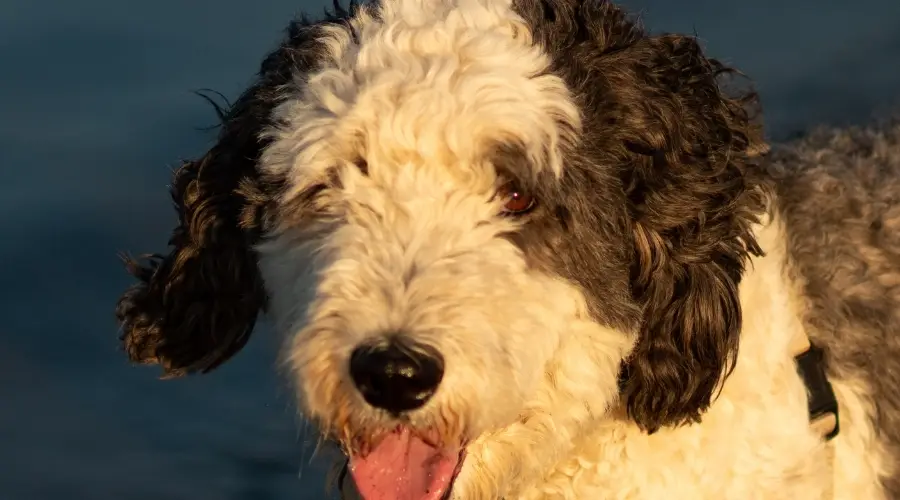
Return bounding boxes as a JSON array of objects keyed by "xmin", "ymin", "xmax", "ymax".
[
  {"xmin": 115, "ymin": 152, "xmax": 271, "ymax": 377},
  {"xmin": 114, "ymin": 8, "xmax": 355, "ymax": 377},
  {"xmin": 609, "ymin": 34, "xmax": 769, "ymax": 432},
  {"xmin": 115, "ymin": 79, "xmax": 287, "ymax": 377}
]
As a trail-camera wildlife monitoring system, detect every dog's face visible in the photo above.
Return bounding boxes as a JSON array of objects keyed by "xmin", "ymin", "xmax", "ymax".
[
  {"xmin": 116, "ymin": 0, "xmax": 768, "ymax": 498},
  {"xmin": 257, "ymin": 0, "xmax": 632, "ymax": 484}
]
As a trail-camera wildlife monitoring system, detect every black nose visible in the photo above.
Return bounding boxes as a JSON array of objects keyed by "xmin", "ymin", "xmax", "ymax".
[{"xmin": 348, "ymin": 339, "xmax": 445, "ymax": 414}]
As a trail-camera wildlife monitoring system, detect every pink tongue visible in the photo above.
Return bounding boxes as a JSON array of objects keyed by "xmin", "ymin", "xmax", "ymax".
[{"xmin": 349, "ymin": 429, "xmax": 460, "ymax": 500}]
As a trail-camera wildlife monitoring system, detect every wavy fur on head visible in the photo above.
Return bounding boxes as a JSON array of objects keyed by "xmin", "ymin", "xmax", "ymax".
[
  {"xmin": 609, "ymin": 38, "xmax": 767, "ymax": 432},
  {"xmin": 514, "ymin": 0, "xmax": 769, "ymax": 432},
  {"xmin": 118, "ymin": 0, "xmax": 895, "ymax": 498}
]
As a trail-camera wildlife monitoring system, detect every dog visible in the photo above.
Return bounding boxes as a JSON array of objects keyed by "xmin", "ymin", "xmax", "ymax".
[{"xmin": 115, "ymin": 0, "xmax": 900, "ymax": 498}]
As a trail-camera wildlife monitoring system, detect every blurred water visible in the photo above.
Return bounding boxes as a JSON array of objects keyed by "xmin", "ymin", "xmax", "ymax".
[{"xmin": 1, "ymin": 0, "xmax": 897, "ymax": 498}]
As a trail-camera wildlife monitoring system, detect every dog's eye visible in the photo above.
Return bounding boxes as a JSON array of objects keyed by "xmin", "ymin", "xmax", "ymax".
[{"xmin": 498, "ymin": 183, "xmax": 536, "ymax": 215}]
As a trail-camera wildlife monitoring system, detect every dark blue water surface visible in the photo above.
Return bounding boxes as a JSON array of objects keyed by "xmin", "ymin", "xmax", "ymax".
[{"xmin": 2, "ymin": 0, "xmax": 898, "ymax": 498}]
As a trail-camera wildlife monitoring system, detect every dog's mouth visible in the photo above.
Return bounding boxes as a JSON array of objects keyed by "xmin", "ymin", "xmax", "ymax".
[{"xmin": 344, "ymin": 426, "xmax": 466, "ymax": 500}]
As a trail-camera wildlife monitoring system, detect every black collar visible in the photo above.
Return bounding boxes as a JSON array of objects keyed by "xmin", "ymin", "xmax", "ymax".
[{"xmin": 795, "ymin": 343, "xmax": 840, "ymax": 440}]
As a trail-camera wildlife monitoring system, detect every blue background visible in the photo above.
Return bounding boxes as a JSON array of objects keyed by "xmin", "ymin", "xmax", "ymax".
[{"xmin": 2, "ymin": 0, "xmax": 898, "ymax": 498}]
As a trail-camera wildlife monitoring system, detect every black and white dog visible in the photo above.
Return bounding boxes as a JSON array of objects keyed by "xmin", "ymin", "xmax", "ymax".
[{"xmin": 117, "ymin": 0, "xmax": 900, "ymax": 498}]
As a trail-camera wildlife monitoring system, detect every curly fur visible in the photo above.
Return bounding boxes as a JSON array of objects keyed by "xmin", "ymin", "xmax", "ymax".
[
  {"xmin": 115, "ymin": 6, "xmax": 357, "ymax": 376},
  {"xmin": 115, "ymin": 156, "xmax": 264, "ymax": 376},
  {"xmin": 116, "ymin": 0, "xmax": 898, "ymax": 498}
]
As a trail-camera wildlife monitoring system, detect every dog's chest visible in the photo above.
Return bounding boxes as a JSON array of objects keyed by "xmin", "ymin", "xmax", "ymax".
[{"xmin": 521, "ymin": 399, "xmax": 830, "ymax": 500}]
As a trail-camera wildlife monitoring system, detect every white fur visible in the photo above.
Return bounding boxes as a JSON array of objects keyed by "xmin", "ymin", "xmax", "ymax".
[{"xmin": 253, "ymin": 0, "xmax": 888, "ymax": 497}]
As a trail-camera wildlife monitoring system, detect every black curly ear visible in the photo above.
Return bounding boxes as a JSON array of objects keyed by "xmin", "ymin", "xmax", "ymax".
[
  {"xmin": 612, "ymin": 34, "xmax": 769, "ymax": 432},
  {"xmin": 116, "ymin": 155, "xmax": 270, "ymax": 377},
  {"xmin": 115, "ymin": 7, "xmax": 359, "ymax": 377}
]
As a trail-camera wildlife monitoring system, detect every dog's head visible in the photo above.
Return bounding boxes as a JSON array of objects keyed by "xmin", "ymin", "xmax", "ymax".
[{"xmin": 117, "ymin": 0, "xmax": 768, "ymax": 497}]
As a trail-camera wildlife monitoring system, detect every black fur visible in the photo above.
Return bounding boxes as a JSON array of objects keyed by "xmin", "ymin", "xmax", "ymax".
[
  {"xmin": 115, "ymin": 3, "xmax": 361, "ymax": 377},
  {"xmin": 514, "ymin": 0, "xmax": 769, "ymax": 432}
]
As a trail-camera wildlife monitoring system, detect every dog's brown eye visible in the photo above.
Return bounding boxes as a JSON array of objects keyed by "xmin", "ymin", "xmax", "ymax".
[{"xmin": 499, "ymin": 183, "xmax": 536, "ymax": 215}]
